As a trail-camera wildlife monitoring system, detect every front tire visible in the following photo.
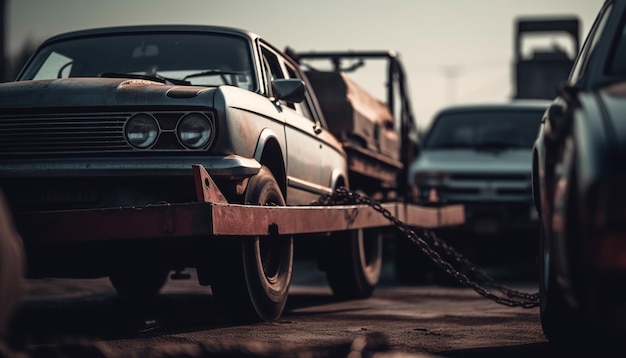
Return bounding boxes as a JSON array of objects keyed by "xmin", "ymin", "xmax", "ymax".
[
  {"xmin": 540, "ymin": 162, "xmax": 586, "ymax": 343},
  {"xmin": 209, "ymin": 166, "xmax": 293, "ymax": 321}
]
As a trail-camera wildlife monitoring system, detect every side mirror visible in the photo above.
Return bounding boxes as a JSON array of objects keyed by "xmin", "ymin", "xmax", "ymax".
[
  {"xmin": 547, "ymin": 102, "xmax": 569, "ymax": 140},
  {"xmin": 273, "ymin": 78, "xmax": 305, "ymax": 103},
  {"xmin": 547, "ymin": 102, "xmax": 565, "ymax": 126},
  {"xmin": 547, "ymin": 84, "xmax": 579, "ymax": 140}
]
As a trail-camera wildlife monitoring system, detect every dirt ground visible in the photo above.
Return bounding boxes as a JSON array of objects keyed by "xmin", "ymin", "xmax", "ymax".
[{"xmin": 2, "ymin": 260, "xmax": 575, "ymax": 358}]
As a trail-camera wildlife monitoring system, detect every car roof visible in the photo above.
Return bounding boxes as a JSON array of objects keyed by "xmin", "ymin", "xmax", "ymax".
[{"xmin": 39, "ymin": 24, "xmax": 260, "ymax": 45}]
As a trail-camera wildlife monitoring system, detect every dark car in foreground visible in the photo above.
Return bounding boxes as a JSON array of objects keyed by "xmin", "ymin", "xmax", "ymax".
[
  {"xmin": 532, "ymin": 0, "xmax": 626, "ymax": 343},
  {"xmin": 0, "ymin": 25, "xmax": 371, "ymax": 322}
]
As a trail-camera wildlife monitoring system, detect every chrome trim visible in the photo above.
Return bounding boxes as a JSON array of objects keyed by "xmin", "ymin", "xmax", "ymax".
[{"xmin": 287, "ymin": 176, "xmax": 332, "ymax": 196}]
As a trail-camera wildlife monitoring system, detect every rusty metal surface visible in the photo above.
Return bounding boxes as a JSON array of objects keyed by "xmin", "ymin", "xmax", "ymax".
[
  {"xmin": 15, "ymin": 200, "xmax": 463, "ymax": 244},
  {"xmin": 15, "ymin": 203, "xmax": 214, "ymax": 243},
  {"xmin": 13, "ymin": 166, "xmax": 464, "ymax": 243},
  {"xmin": 193, "ymin": 164, "xmax": 227, "ymax": 203},
  {"xmin": 211, "ymin": 202, "xmax": 398, "ymax": 236},
  {"xmin": 212, "ymin": 202, "xmax": 463, "ymax": 235}
]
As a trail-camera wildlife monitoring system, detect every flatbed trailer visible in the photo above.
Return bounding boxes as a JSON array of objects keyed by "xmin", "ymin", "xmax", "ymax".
[
  {"xmin": 1, "ymin": 29, "xmax": 460, "ymax": 323},
  {"xmin": 15, "ymin": 165, "xmax": 464, "ymax": 242}
]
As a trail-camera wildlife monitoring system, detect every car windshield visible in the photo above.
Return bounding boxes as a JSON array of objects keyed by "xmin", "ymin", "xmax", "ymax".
[
  {"xmin": 423, "ymin": 109, "xmax": 544, "ymax": 150},
  {"xmin": 19, "ymin": 32, "xmax": 257, "ymax": 91}
]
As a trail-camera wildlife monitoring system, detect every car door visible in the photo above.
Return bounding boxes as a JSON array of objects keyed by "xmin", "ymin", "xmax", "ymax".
[
  {"xmin": 260, "ymin": 44, "xmax": 324, "ymax": 205},
  {"xmin": 283, "ymin": 60, "xmax": 344, "ymax": 197}
]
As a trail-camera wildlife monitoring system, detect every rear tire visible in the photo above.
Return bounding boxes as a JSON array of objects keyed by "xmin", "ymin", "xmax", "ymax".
[
  {"xmin": 540, "ymin": 163, "xmax": 586, "ymax": 343},
  {"xmin": 322, "ymin": 228, "xmax": 382, "ymax": 299},
  {"xmin": 209, "ymin": 166, "xmax": 293, "ymax": 321}
]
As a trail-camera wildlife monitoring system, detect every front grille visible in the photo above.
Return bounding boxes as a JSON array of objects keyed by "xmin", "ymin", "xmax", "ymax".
[
  {"xmin": 0, "ymin": 111, "xmax": 213, "ymax": 156},
  {"xmin": 450, "ymin": 173, "xmax": 528, "ymax": 181},
  {"xmin": 0, "ymin": 113, "xmax": 130, "ymax": 155}
]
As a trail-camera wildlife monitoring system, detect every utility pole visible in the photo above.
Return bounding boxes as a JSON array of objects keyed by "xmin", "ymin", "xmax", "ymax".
[{"xmin": 442, "ymin": 65, "xmax": 461, "ymax": 105}]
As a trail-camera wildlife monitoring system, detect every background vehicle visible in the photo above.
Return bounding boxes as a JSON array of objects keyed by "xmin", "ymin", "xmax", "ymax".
[
  {"xmin": 532, "ymin": 0, "xmax": 626, "ymax": 343},
  {"xmin": 290, "ymin": 50, "xmax": 420, "ymax": 202},
  {"xmin": 403, "ymin": 100, "xmax": 548, "ymax": 282},
  {"xmin": 513, "ymin": 16, "xmax": 580, "ymax": 100},
  {"xmin": 0, "ymin": 26, "xmax": 423, "ymax": 321}
]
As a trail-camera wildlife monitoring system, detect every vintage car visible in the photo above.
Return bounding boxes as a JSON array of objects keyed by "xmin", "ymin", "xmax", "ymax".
[
  {"xmin": 0, "ymin": 25, "xmax": 382, "ymax": 321},
  {"xmin": 532, "ymin": 0, "xmax": 626, "ymax": 342}
]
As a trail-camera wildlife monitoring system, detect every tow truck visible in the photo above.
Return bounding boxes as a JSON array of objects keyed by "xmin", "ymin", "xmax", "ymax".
[{"xmin": 0, "ymin": 25, "xmax": 465, "ymax": 322}]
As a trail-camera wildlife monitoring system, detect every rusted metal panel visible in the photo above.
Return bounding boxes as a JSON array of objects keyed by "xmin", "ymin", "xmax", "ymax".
[
  {"xmin": 210, "ymin": 201, "xmax": 463, "ymax": 236},
  {"xmin": 210, "ymin": 202, "xmax": 399, "ymax": 236},
  {"xmin": 438, "ymin": 204, "xmax": 465, "ymax": 227},
  {"xmin": 193, "ymin": 164, "xmax": 227, "ymax": 203},
  {"xmin": 14, "ymin": 165, "xmax": 464, "ymax": 242},
  {"xmin": 15, "ymin": 203, "xmax": 213, "ymax": 243},
  {"xmin": 14, "ymin": 201, "xmax": 464, "ymax": 243}
]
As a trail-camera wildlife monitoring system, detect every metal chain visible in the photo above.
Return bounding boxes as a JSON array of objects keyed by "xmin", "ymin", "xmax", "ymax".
[{"xmin": 315, "ymin": 187, "xmax": 540, "ymax": 308}]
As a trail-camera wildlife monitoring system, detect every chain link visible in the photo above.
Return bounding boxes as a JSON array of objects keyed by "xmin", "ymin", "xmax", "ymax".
[{"xmin": 315, "ymin": 187, "xmax": 540, "ymax": 308}]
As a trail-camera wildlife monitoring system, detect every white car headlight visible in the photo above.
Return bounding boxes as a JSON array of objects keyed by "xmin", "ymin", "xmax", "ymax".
[
  {"xmin": 177, "ymin": 113, "xmax": 214, "ymax": 149},
  {"xmin": 125, "ymin": 114, "xmax": 159, "ymax": 149}
]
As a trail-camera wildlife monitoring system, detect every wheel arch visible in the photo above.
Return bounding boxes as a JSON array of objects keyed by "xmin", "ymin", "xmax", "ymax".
[
  {"xmin": 254, "ymin": 130, "xmax": 287, "ymax": 198},
  {"xmin": 329, "ymin": 168, "xmax": 349, "ymax": 191}
]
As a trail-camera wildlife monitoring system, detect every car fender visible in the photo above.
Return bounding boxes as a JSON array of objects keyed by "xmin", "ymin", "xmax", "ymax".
[
  {"xmin": 212, "ymin": 86, "xmax": 287, "ymax": 160},
  {"xmin": 532, "ymin": 124, "xmax": 546, "ymax": 216},
  {"xmin": 571, "ymin": 93, "xmax": 610, "ymax": 213},
  {"xmin": 328, "ymin": 168, "xmax": 349, "ymax": 192},
  {"xmin": 550, "ymin": 93, "xmax": 609, "ymax": 306},
  {"xmin": 253, "ymin": 128, "xmax": 287, "ymax": 192}
]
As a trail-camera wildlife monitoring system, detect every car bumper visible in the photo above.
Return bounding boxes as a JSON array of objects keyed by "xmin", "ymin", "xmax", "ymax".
[
  {"xmin": 0, "ymin": 155, "xmax": 261, "ymax": 178},
  {"xmin": 456, "ymin": 201, "xmax": 539, "ymax": 235}
]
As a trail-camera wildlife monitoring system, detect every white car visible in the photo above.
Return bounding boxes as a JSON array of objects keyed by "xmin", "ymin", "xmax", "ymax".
[{"xmin": 398, "ymin": 100, "xmax": 548, "ymax": 283}]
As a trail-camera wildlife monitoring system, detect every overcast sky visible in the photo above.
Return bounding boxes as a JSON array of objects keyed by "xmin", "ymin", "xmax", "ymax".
[{"xmin": 6, "ymin": 0, "xmax": 605, "ymax": 130}]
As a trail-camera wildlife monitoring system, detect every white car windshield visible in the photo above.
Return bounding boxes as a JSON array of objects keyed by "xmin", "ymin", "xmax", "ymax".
[{"xmin": 424, "ymin": 109, "xmax": 544, "ymax": 150}]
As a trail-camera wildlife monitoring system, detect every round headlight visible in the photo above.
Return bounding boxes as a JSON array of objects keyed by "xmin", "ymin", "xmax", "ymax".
[
  {"xmin": 125, "ymin": 114, "xmax": 159, "ymax": 149},
  {"xmin": 177, "ymin": 113, "xmax": 214, "ymax": 149}
]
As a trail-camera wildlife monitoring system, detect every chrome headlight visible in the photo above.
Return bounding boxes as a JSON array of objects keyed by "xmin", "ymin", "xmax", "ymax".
[
  {"xmin": 177, "ymin": 113, "xmax": 215, "ymax": 149},
  {"xmin": 125, "ymin": 114, "xmax": 159, "ymax": 149}
]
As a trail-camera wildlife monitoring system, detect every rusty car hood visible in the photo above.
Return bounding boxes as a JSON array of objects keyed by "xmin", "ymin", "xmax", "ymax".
[{"xmin": 0, "ymin": 78, "xmax": 216, "ymax": 109}]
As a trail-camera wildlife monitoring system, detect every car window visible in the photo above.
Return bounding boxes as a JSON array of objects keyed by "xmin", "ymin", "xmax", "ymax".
[
  {"xmin": 284, "ymin": 63, "xmax": 314, "ymax": 121},
  {"xmin": 22, "ymin": 33, "xmax": 257, "ymax": 91},
  {"xmin": 423, "ymin": 109, "xmax": 544, "ymax": 150},
  {"xmin": 260, "ymin": 46, "xmax": 292, "ymax": 108},
  {"xmin": 569, "ymin": 2, "xmax": 613, "ymax": 84}
]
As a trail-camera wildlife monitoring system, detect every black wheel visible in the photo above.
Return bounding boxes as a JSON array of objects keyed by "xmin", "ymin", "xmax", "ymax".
[
  {"xmin": 539, "ymin": 163, "xmax": 586, "ymax": 343},
  {"xmin": 538, "ymin": 220, "xmax": 584, "ymax": 343},
  {"xmin": 321, "ymin": 227, "xmax": 382, "ymax": 299},
  {"xmin": 209, "ymin": 166, "xmax": 293, "ymax": 321},
  {"xmin": 109, "ymin": 267, "xmax": 169, "ymax": 298}
]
